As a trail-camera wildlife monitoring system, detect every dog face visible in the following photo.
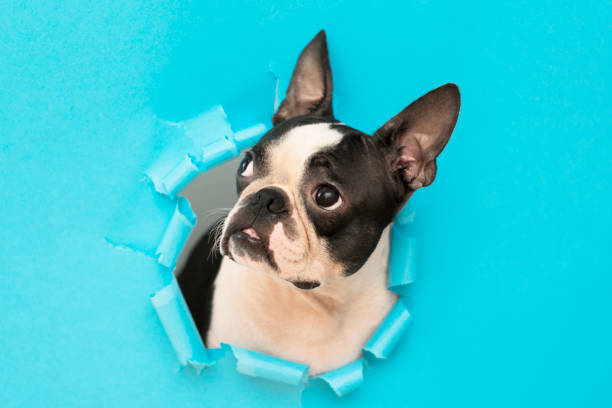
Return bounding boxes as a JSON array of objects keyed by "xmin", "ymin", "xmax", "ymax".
[{"xmin": 220, "ymin": 31, "xmax": 460, "ymax": 290}]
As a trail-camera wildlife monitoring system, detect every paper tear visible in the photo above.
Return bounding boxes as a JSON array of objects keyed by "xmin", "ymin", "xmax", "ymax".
[
  {"xmin": 313, "ymin": 297, "xmax": 413, "ymax": 396},
  {"xmin": 363, "ymin": 300, "xmax": 412, "ymax": 359},
  {"xmin": 199, "ymin": 135, "xmax": 240, "ymax": 170},
  {"xmin": 315, "ymin": 359, "xmax": 364, "ymax": 397},
  {"xmin": 145, "ymin": 106, "xmax": 232, "ymax": 198},
  {"xmin": 388, "ymin": 227, "xmax": 416, "ymax": 295},
  {"xmin": 150, "ymin": 277, "xmax": 212, "ymax": 368},
  {"xmin": 103, "ymin": 237, "xmax": 156, "ymax": 259},
  {"xmin": 146, "ymin": 108, "xmax": 267, "ymax": 198},
  {"xmin": 145, "ymin": 108, "xmax": 229, "ymax": 198},
  {"xmin": 183, "ymin": 105, "xmax": 232, "ymax": 145},
  {"xmin": 149, "ymin": 206, "xmax": 417, "ymax": 395},
  {"xmin": 269, "ymin": 65, "xmax": 281, "ymax": 112},
  {"xmin": 234, "ymin": 123, "xmax": 268, "ymax": 150},
  {"xmin": 229, "ymin": 345, "xmax": 309, "ymax": 386},
  {"xmin": 156, "ymin": 155, "xmax": 201, "ymax": 197},
  {"xmin": 155, "ymin": 197, "xmax": 197, "ymax": 268},
  {"xmin": 138, "ymin": 105, "xmax": 416, "ymax": 396}
]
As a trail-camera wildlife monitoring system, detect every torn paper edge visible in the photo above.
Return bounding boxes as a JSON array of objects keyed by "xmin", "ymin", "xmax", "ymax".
[
  {"xmin": 109, "ymin": 105, "xmax": 417, "ymax": 397},
  {"xmin": 149, "ymin": 208, "xmax": 416, "ymax": 396},
  {"xmin": 155, "ymin": 197, "xmax": 197, "ymax": 268},
  {"xmin": 363, "ymin": 300, "xmax": 412, "ymax": 359},
  {"xmin": 150, "ymin": 276, "xmax": 213, "ymax": 371},
  {"xmin": 269, "ymin": 64, "xmax": 281, "ymax": 112},
  {"xmin": 106, "ymin": 107, "xmax": 268, "ymax": 374},
  {"xmin": 315, "ymin": 299, "xmax": 412, "ymax": 396},
  {"xmin": 388, "ymin": 226, "xmax": 416, "ymax": 294},
  {"xmin": 310, "ymin": 215, "xmax": 416, "ymax": 396},
  {"xmin": 146, "ymin": 111, "xmax": 267, "ymax": 198},
  {"xmin": 314, "ymin": 359, "xmax": 364, "ymax": 397},
  {"xmin": 229, "ymin": 344, "xmax": 309, "ymax": 386}
]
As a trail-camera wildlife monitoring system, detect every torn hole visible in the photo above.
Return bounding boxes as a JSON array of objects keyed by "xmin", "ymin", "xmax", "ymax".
[
  {"xmin": 166, "ymin": 120, "xmax": 417, "ymax": 395},
  {"xmin": 104, "ymin": 105, "xmax": 416, "ymax": 396}
]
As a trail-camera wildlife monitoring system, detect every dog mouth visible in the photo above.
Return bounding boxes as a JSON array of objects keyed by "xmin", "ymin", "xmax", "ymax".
[
  {"xmin": 228, "ymin": 227, "xmax": 263, "ymax": 252},
  {"xmin": 223, "ymin": 224, "xmax": 315, "ymax": 289},
  {"xmin": 223, "ymin": 225, "xmax": 278, "ymax": 269},
  {"xmin": 241, "ymin": 227, "xmax": 259, "ymax": 241},
  {"xmin": 222, "ymin": 225, "xmax": 257, "ymax": 257}
]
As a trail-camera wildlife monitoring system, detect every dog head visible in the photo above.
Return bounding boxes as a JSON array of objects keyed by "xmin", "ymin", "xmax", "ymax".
[{"xmin": 220, "ymin": 31, "xmax": 460, "ymax": 290}]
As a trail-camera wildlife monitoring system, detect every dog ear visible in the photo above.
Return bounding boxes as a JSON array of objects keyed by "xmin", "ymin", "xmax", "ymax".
[
  {"xmin": 272, "ymin": 30, "xmax": 333, "ymax": 125},
  {"xmin": 374, "ymin": 83, "xmax": 460, "ymax": 196}
]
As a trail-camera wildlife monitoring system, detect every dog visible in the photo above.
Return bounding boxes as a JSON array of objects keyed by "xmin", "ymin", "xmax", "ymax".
[{"xmin": 178, "ymin": 30, "xmax": 460, "ymax": 375}]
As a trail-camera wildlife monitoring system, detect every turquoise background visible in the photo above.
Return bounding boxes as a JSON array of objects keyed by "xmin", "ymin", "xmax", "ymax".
[{"xmin": 1, "ymin": 1, "xmax": 610, "ymax": 407}]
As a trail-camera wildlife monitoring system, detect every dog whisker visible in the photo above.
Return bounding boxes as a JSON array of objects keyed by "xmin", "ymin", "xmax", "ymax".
[{"xmin": 207, "ymin": 217, "xmax": 226, "ymax": 260}]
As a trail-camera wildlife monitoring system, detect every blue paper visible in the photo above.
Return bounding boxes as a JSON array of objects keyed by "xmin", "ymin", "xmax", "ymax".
[
  {"xmin": 146, "ymin": 107, "xmax": 266, "ymax": 197},
  {"xmin": 233, "ymin": 123, "xmax": 268, "ymax": 150},
  {"xmin": 151, "ymin": 277, "xmax": 212, "ymax": 367},
  {"xmin": 157, "ymin": 155, "xmax": 201, "ymax": 197},
  {"xmin": 229, "ymin": 345, "xmax": 309, "ymax": 386},
  {"xmin": 388, "ymin": 227, "xmax": 416, "ymax": 295},
  {"xmin": 199, "ymin": 124, "xmax": 268, "ymax": 170},
  {"xmin": 155, "ymin": 197, "xmax": 197, "ymax": 268},
  {"xmin": 146, "ymin": 107, "xmax": 233, "ymax": 197},
  {"xmin": 149, "ymin": 208, "xmax": 415, "ymax": 395},
  {"xmin": 363, "ymin": 300, "xmax": 412, "ymax": 359},
  {"xmin": 200, "ymin": 136, "xmax": 240, "ymax": 170},
  {"xmin": 315, "ymin": 359, "xmax": 364, "ymax": 397},
  {"xmin": 2, "ymin": 1, "xmax": 612, "ymax": 407}
]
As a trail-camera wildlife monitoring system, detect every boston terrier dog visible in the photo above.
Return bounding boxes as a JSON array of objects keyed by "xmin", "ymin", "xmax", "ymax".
[{"xmin": 178, "ymin": 30, "xmax": 460, "ymax": 375}]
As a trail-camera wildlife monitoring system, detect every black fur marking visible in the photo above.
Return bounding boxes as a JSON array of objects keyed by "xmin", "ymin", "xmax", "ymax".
[
  {"xmin": 292, "ymin": 280, "xmax": 321, "ymax": 290},
  {"xmin": 301, "ymin": 125, "xmax": 399, "ymax": 275},
  {"xmin": 177, "ymin": 219, "xmax": 224, "ymax": 345}
]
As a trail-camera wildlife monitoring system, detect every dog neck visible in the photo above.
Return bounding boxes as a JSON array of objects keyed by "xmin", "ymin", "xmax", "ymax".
[
  {"xmin": 208, "ymin": 225, "xmax": 397, "ymax": 374},
  {"xmin": 297, "ymin": 226, "xmax": 392, "ymax": 310}
]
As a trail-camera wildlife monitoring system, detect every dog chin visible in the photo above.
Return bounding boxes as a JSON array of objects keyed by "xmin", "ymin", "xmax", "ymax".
[{"xmin": 227, "ymin": 232, "xmax": 263, "ymax": 259}]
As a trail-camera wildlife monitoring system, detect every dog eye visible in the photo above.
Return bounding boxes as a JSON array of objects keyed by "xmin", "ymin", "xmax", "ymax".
[
  {"xmin": 313, "ymin": 184, "xmax": 342, "ymax": 210},
  {"xmin": 238, "ymin": 153, "xmax": 254, "ymax": 177}
]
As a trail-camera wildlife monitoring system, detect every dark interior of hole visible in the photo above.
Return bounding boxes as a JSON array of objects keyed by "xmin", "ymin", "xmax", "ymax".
[{"xmin": 176, "ymin": 157, "xmax": 241, "ymax": 343}]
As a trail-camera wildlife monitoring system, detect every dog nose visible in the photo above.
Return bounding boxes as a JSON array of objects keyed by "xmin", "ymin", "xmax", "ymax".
[{"xmin": 248, "ymin": 187, "xmax": 288, "ymax": 215}]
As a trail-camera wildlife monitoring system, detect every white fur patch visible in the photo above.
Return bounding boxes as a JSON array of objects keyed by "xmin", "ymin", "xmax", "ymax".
[
  {"xmin": 268, "ymin": 222, "xmax": 304, "ymax": 273},
  {"xmin": 209, "ymin": 227, "xmax": 398, "ymax": 376},
  {"xmin": 267, "ymin": 123, "xmax": 343, "ymax": 185}
]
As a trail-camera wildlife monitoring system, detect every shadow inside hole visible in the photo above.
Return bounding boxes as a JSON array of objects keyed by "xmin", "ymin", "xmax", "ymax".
[
  {"xmin": 170, "ymin": 125, "xmax": 413, "ymax": 388},
  {"xmin": 174, "ymin": 157, "xmax": 241, "ymax": 345},
  {"xmin": 176, "ymin": 157, "xmax": 241, "ymax": 273}
]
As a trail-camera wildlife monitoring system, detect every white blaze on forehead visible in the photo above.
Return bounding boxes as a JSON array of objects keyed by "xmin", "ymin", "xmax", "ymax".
[{"xmin": 268, "ymin": 123, "xmax": 343, "ymax": 183}]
